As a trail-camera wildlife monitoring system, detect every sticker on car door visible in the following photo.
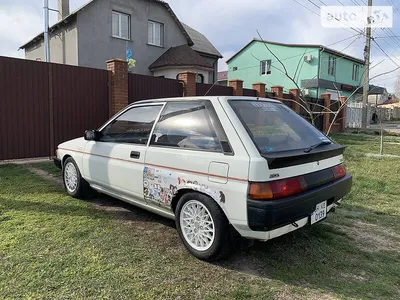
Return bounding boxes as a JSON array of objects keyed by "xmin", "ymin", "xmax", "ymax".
[{"xmin": 143, "ymin": 166, "xmax": 225, "ymax": 207}]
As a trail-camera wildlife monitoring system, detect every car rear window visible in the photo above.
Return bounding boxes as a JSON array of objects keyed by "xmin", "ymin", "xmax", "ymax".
[{"xmin": 229, "ymin": 100, "xmax": 330, "ymax": 153}]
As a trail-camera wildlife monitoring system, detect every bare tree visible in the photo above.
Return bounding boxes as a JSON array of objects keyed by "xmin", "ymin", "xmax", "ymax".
[{"xmin": 254, "ymin": 31, "xmax": 398, "ymax": 135}]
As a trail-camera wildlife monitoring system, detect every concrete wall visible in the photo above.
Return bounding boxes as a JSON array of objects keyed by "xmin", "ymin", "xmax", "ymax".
[
  {"xmin": 25, "ymin": 19, "xmax": 78, "ymax": 65},
  {"xmin": 153, "ymin": 67, "xmax": 211, "ymax": 83},
  {"xmin": 227, "ymin": 41, "xmax": 320, "ymax": 90},
  {"xmin": 319, "ymin": 51, "xmax": 364, "ymax": 86},
  {"xmin": 77, "ymin": 0, "xmax": 188, "ymax": 72}
]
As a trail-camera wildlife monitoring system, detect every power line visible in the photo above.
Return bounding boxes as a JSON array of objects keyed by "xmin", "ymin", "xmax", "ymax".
[
  {"xmin": 386, "ymin": 0, "xmax": 400, "ymax": 18},
  {"xmin": 290, "ymin": 0, "xmax": 364, "ymax": 36},
  {"xmin": 372, "ymin": 39, "xmax": 400, "ymax": 67},
  {"xmin": 307, "ymin": 0, "xmax": 364, "ymax": 34}
]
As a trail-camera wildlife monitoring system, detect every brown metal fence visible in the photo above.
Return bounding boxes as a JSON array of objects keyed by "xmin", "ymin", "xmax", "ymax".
[
  {"xmin": 243, "ymin": 88, "xmax": 257, "ymax": 97},
  {"xmin": 196, "ymin": 83, "xmax": 233, "ymax": 96},
  {"xmin": 0, "ymin": 56, "xmax": 109, "ymax": 160},
  {"xmin": 128, "ymin": 73, "xmax": 183, "ymax": 103},
  {"xmin": 52, "ymin": 63, "xmax": 109, "ymax": 148},
  {"xmin": 0, "ymin": 57, "xmax": 51, "ymax": 160}
]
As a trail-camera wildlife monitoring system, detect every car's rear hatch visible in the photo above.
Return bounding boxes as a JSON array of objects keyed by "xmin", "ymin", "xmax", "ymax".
[{"xmin": 228, "ymin": 99, "xmax": 352, "ymax": 230}]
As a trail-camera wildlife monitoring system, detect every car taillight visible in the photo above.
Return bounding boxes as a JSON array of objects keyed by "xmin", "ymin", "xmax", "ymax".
[
  {"xmin": 333, "ymin": 164, "xmax": 346, "ymax": 179},
  {"xmin": 249, "ymin": 176, "xmax": 307, "ymax": 200}
]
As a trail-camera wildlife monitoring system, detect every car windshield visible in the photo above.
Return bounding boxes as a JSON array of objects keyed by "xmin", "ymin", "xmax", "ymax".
[{"xmin": 229, "ymin": 100, "xmax": 331, "ymax": 153}]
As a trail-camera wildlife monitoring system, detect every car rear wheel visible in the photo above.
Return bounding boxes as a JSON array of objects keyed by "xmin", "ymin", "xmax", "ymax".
[
  {"xmin": 63, "ymin": 157, "xmax": 90, "ymax": 198},
  {"xmin": 175, "ymin": 192, "xmax": 232, "ymax": 261}
]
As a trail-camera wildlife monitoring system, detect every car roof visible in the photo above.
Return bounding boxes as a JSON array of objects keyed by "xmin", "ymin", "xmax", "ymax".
[{"xmin": 130, "ymin": 96, "xmax": 282, "ymax": 106}]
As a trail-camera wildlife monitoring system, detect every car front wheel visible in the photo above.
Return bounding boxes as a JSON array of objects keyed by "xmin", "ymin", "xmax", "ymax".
[
  {"xmin": 63, "ymin": 157, "xmax": 89, "ymax": 198},
  {"xmin": 175, "ymin": 192, "xmax": 232, "ymax": 261}
]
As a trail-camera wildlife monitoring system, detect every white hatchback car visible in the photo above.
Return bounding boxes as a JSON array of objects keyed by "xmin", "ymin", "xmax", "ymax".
[{"xmin": 55, "ymin": 96, "xmax": 352, "ymax": 261}]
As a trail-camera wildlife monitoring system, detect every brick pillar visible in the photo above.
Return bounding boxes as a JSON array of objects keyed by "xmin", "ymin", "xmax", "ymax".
[
  {"xmin": 321, "ymin": 93, "xmax": 331, "ymax": 134},
  {"xmin": 339, "ymin": 96, "xmax": 347, "ymax": 132},
  {"xmin": 229, "ymin": 79, "xmax": 243, "ymax": 96},
  {"xmin": 107, "ymin": 58, "xmax": 128, "ymax": 116},
  {"xmin": 252, "ymin": 82, "xmax": 266, "ymax": 98},
  {"xmin": 271, "ymin": 85, "xmax": 283, "ymax": 98},
  {"xmin": 289, "ymin": 88, "xmax": 301, "ymax": 114},
  {"xmin": 178, "ymin": 71, "xmax": 196, "ymax": 97}
]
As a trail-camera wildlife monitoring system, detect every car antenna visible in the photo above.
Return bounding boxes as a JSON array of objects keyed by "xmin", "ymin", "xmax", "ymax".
[{"xmin": 204, "ymin": 79, "xmax": 220, "ymax": 96}]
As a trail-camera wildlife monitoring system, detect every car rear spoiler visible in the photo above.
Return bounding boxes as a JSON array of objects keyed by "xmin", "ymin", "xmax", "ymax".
[{"xmin": 261, "ymin": 144, "xmax": 346, "ymax": 169}]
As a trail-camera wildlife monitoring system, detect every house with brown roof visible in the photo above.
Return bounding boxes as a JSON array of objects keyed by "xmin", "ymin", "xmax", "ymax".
[{"xmin": 20, "ymin": 0, "xmax": 222, "ymax": 83}]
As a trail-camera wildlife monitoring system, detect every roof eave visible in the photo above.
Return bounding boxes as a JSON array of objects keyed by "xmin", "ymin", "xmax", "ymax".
[
  {"xmin": 195, "ymin": 50, "xmax": 222, "ymax": 59},
  {"xmin": 19, "ymin": 13, "xmax": 77, "ymax": 50},
  {"xmin": 161, "ymin": 3, "xmax": 194, "ymax": 46},
  {"xmin": 320, "ymin": 46, "xmax": 364, "ymax": 64},
  {"xmin": 149, "ymin": 64, "xmax": 214, "ymax": 71}
]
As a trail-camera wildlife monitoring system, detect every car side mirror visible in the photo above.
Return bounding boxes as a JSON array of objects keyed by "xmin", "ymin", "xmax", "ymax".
[{"xmin": 84, "ymin": 130, "xmax": 100, "ymax": 141}]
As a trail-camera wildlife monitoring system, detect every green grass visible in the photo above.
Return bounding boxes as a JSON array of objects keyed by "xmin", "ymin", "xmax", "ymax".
[{"xmin": 0, "ymin": 134, "xmax": 399, "ymax": 299}]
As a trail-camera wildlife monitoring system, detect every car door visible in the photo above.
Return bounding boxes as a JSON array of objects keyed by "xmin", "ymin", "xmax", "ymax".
[
  {"xmin": 144, "ymin": 100, "xmax": 239, "ymax": 212},
  {"xmin": 82, "ymin": 103, "xmax": 164, "ymax": 201}
]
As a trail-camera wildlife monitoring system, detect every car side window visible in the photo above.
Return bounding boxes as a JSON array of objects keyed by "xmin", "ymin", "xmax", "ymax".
[
  {"xmin": 150, "ymin": 101, "xmax": 222, "ymax": 151},
  {"xmin": 100, "ymin": 105, "xmax": 162, "ymax": 144}
]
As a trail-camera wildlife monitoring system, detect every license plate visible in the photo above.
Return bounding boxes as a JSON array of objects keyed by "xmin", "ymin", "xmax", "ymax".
[{"xmin": 310, "ymin": 201, "xmax": 327, "ymax": 225}]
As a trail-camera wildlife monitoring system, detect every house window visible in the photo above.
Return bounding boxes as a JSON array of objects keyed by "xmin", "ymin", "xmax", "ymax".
[
  {"xmin": 148, "ymin": 21, "xmax": 164, "ymax": 46},
  {"xmin": 352, "ymin": 64, "xmax": 359, "ymax": 81},
  {"xmin": 260, "ymin": 60, "xmax": 271, "ymax": 75},
  {"xmin": 328, "ymin": 55, "xmax": 336, "ymax": 76},
  {"xmin": 196, "ymin": 74, "xmax": 204, "ymax": 83},
  {"xmin": 112, "ymin": 11, "xmax": 130, "ymax": 39}
]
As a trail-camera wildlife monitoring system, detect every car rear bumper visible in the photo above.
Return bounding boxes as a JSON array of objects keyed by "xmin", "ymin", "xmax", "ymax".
[
  {"xmin": 54, "ymin": 157, "xmax": 62, "ymax": 170},
  {"xmin": 247, "ymin": 174, "xmax": 352, "ymax": 231}
]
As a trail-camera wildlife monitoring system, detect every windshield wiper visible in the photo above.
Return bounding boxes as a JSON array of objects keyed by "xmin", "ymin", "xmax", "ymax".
[{"xmin": 304, "ymin": 141, "xmax": 331, "ymax": 153}]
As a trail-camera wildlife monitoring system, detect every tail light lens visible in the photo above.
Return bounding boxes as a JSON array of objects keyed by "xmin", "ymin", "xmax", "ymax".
[
  {"xmin": 249, "ymin": 164, "xmax": 346, "ymax": 200},
  {"xmin": 333, "ymin": 164, "xmax": 346, "ymax": 179},
  {"xmin": 249, "ymin": 176, "xmax": 307, "ymax": 200}
]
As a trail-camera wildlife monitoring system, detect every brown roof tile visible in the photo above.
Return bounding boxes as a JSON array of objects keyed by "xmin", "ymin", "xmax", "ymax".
[{"xmin": 149, "ymin": 44, "xmax": 213, "ymax": 70}]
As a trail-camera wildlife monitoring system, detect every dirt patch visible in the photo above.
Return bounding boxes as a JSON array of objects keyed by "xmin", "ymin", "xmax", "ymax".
[
  {"xmin": 23, "ymin": 164, "xmax": 175, "ymax": 228},
  {"xmin": 336, "ymin": 221, "xmax": 400, "ymax": 252},
  {"xmin": 24, "ymin": 165, "xmax": 63, "ymax": 186}
]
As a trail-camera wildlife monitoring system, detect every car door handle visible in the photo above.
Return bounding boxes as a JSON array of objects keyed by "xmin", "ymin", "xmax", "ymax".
[{"xmin": 130, "ymin": 151, "xmax": 140, "ymax": 159}]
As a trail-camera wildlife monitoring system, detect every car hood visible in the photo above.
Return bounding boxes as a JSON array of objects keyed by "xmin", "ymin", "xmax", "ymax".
[{"xmin": 58, "ymin": 137, "xmax": 88, "ymax": 152}]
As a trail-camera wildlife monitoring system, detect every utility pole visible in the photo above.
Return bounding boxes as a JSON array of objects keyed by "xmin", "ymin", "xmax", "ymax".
[
  {"xmin": 43, "ymin": 0, "xmax": 50, "ymax": 62},
  {"xmin": 362, "ymin": 0, "xmax": 372, "ymax": 128}
]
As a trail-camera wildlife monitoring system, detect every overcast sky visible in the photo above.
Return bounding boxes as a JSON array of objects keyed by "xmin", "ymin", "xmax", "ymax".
[{"xmin": 1, "ymin": 0, "xmax": 400, "ymax": 92}]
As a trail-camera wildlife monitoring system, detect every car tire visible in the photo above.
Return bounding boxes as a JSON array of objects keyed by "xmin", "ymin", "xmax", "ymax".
[
  {"xmin": 175, "ymin": 192, "xmax": 232, "ymax": 261},
  {"xmin": 63, "ymin": 157, "xmax": 90, "ymax": 198}
]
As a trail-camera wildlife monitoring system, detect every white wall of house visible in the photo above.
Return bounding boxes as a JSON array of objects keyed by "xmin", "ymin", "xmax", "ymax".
[{"xmin": 153, "ymin": 67, "xmax": 211, "ymax": 83}]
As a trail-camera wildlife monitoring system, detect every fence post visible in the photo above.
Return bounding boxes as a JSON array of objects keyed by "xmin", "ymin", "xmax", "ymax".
[
  {"xmin": 229, "ymin": 79, "xmax": 243, "ymax": 96},
  {"xmin": 252, "ymin": 82, "xmax": 266, "ymax": 98},
  {"xmin": 289, "ymin": 88, "xmax": 301, "ymax": 114},
  {"xmin": 178, "ymin": 71, "xmax": 196, "ymax": 97},
  {"xmin": 271, "ymin": 86, "xmax": 284, "ymax": 98},
  {"xmin": 339, "ymin": 96, "xmax": 347, "ymax": 132},
  {"xmin": 321, "ymin": 93, "xmax": 331, "ymax": 134},
  {"xmin": 106, "ymin": 58, "xmax": 128, "ymax": 116}
]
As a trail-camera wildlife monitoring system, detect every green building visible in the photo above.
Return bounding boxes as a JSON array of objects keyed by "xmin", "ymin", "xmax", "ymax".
[{"xmin": 226, "ymin": 39, "xmax": 365, "ymax": 100}]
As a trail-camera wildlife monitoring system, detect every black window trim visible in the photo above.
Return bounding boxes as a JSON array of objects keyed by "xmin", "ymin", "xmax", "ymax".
[
  {"xmin": 97, "ymin": 102, "xmax": 166, "ymax": 145},
  {"xmin": 148, "ymin": 100, "xmax": 234, "ymax": 155}
]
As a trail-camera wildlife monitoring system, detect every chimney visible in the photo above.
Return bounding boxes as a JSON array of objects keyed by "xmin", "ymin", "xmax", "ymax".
[{"xmin": 58, "ymin": 0, "xmax": 70, "ymax": 21}]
